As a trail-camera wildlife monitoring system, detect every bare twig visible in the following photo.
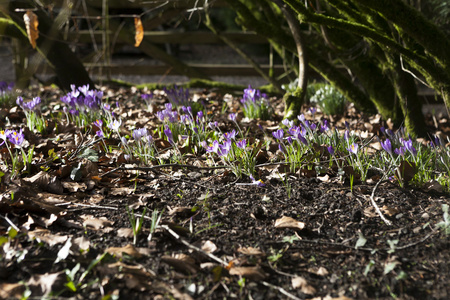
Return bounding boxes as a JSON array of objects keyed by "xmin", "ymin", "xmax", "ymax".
[
  {"xmin": 100, "ymin": 163, "xmax": 229, "ymax": 177},
  {"xmin": 260, "ymin": 281, "xmax": 302, "ymax": 300},
  {"xmin": 369, "ymin": 178, "xmax": 392, "ymax": 226}
]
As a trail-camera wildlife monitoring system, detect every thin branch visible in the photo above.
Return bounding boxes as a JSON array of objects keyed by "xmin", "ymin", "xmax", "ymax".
[
  {"xmin": 100, "ymin": 163, "xmax": 230, "ymax": 177},
  {"xmin": 369, "ymin": 179, "xmax": 392, "ymax": 226},
  {"xmin": 400, "ymin": 55, "xmax": 431, "ymax": 88}
]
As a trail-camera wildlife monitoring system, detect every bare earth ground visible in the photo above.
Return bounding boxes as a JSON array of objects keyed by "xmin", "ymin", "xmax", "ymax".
[{"xmin": 0, "ymin": 84, "xmax": 449, "ymax": 300}]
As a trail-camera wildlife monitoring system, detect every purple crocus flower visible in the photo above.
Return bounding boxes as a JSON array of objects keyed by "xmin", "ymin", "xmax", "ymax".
[
  {"xmin": 108, "ymin": 119, "xmax": 122, "ymax": 131},
  {"xmin": 96, "ymin": 130, "xmax": 104, "ymax": 138},
  {"xmin": 236, "ymin": 139, "xmax": 247, "ymax": 149},
  {"xmin": 320, "ymin": 120, "xmax": 329, "ymax": 133},
  {"xmin": 16, "ymin": 96, "xmax": 41, "ymax": 111},
  {"xmin": 347, "ymin": 143, "xmax": 359, "ymax": 154},
  {"xmin": 229, "ymin": 113, "xmax": 237, "ymax": 121},
  {"xmin": 286, "ymin": 136, "xmax": 293, "ymax": 144},
  {"xmin": 282, "ymin": 119, "xmax": 294, "ymax": 128},
  {"xmin": 394, "ymin": 147, "xmax": 406, "ymax": 156},
  {"xmin": 141, "ymin": 93, "xmax": 153, "ymax": 101},
  {"xmin": 249, "ymin": 175, "xmax": 265, "ymax": 187},
  {"xmin": 208, "ymin": 121, "xmax": 218, "ymax": 130},
  {"xmin": 434, "ymin": 135, "xmax": 441, "ymax": 147},
  {"xmin": 327, "ymin": 145, "xmax": 335, "ymax": 155},
  {"xmin": 272, "ymin": 129, "xmax": 284, "ymax": 140},
  {"xmin": 94, "ymin": 119, "xmax": 103, "ymax": 128},
  {"xmin": 295, "ymin": 132, "xmax": 308, "ymax": 145},
  {"xmin": 344, "ymin": 130, "xmax": 350, "ymax": 141},
  {"xmin": 206, "ymin": 140, "xmax": 219, "ymax": 153},
  {"xmin": 298, "ymin": 114, "xmax": 306, "ymax": 123},
  {"xmin": 132, "ymin": 128, "xmax": 148, "ymax": 141},
  {"xmin": 344, "ymin": 121, "xmax": 350, "ymax": 130},
  {"xmin": 196, "ymin": 111, "xmax": 203, "ymax": 121},
  {"xmin": 221, "ymin": 139, "xmax": 232, "ymax": 153},
  {"xmin": 218, "ymin": 145, "xmax": 230, "ymax": 157},
  {"xmin": 180, "ymin": 114, "xmax": 189, "ymax": 124},
  {"xmin": 7, "ymin": 129, "xmax": 25, "ymax": 147},
  {"xmin": 78, "ymin": 84, "xmax": 90, "ymax": 95},
  {"xmin": 380, "ymin": 139, "xmax": 392, "ymax": 154},
  {"xmin": 403, "ymin": 139, "xmax": 417, "ymax": 156},
  {"xmin": 0, "ymin": 81, "xmax": 13, "ymax": 93},
  {"xmin": 310, "ymin": 107, "xmax": 317, "ymax": 116},
  {"xmin": 223, "ymin": 130, "xmax": 237, "ymax": 140},
  {"xmin": 288, "ymin": 125, "xmax": 300, "ymax": 136},
  {"xmin": 164, "ymin": 126, "xmax": 174, "ymax": 144}
]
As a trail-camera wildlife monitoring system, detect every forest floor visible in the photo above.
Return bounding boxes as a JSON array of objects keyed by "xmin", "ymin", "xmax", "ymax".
[{"xmin": 0, "ymin": 84, "xmax": 449, "ymax": 300}]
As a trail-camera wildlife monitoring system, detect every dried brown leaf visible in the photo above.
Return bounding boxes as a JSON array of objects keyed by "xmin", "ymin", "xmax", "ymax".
[
  {"xmin": 24, "ymin": 171, "xmax": 64, "ymax": 194},
  {"xmin": 27, "ymin": 229, "xmax": 68, "ymax": 247},
  {"xmin": 307, "ymin": 266, "xmax": 329, "ymax": 276},
  {"xmin": 398, "ymin": 160, "xmax": 417, "ymax": 182},
  {"xmin": 291, "ymin": 276, "xmax": 316, "ymax": 295},
  {"xmin": 27, "ymin": 271, "xmax": 65, "ymax": 296},
  {"xmin": 237, "ymin": 247, "xmax": 265, "ymax": 256},
  {"xmin": 117, "ymin": 227, "xmax": 134, "ymax": 238},
  {"xmin": 81, "ymin": 215, "xmax": 114, "ymax": 230},
  {"xmin": 229, "ymin": 266, "xmax": 267, "ymax": 281},
  {"xmin": 134, "ymin": 17, "xmax": 144, "ymax": 47},
  {"xmin": 381, "ymin": 205, "xmax": 399, "ymax": 217},
  {"xmin": 162, "ymin": 254, "xmax": 199, "ymax": 274},
  {"xmin": 24, "ymin": 10, "xmax": 39, "ymax": 49},
  {"xmin": 274, "ymin": 216, "xmax": 305, "ymax": 231},
  {"xmin": 0, "ymin": 283, "xmax": 26, "ymax": 299},
  {"xmin": 106, "ymin": 244, "xmax": 143, "ymax": 258},
  {"xmin": 201, "ymin": 240, "xmax": 217, "ymax": 254}
]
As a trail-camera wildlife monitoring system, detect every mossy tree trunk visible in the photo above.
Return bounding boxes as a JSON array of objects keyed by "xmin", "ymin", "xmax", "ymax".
[
  {"xmin": 274, "ymin": 0, "xmax": 307, "ymax": 119},
  {"xmin": 281, "ymin": 0, "xmax": 450, "ymax": 136}
]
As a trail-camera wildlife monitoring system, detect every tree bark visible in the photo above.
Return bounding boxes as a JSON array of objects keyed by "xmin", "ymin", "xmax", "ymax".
[{"xmin": 276, "ymin": 0, "xmax": 308, "ymax": 119}]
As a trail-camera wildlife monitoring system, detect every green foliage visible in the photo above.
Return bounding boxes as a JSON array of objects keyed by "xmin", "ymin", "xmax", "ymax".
[{"xmin": 308, "ymin": 83, "xmax": 346, "ymax": 116}]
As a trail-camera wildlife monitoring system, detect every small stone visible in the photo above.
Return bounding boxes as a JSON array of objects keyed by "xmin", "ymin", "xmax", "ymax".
[{"xmin": 421, "ymin": 212, "xmax": 430, "ymax": 220}]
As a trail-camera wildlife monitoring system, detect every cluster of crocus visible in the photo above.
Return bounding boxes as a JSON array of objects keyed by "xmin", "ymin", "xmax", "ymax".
[
  {"xmin": 16, "ymin": 96, "xmax": 41, "ymax": 111},
  {"xmin": 156, "ymin": 103, "xmax": 178, "ymax": 124},
  {"xmin": 379, "ymin": 127, "xmax": 418, "ymax": 159},
  {"xmin": 164, "ymin": 85, "xmax": 205, "ymax": 116},
  {"xmin": 15, "ymin": 96, "xmax": 46, "ymax": 133},
  {"xmin": 205, "ymin": 129, "xmax": 257, "ymax": 177},
  {"xmin": 130, "ymin": 127, "xmax": 159, "ymax": 164},
  {"xmin": 164, "ymin": 85, "xmax": 190, "ymax": 107},
  {"xmin": 60, "ymin": 84, "xmax": 105, "ymax": 125},
  {"xmin": 240, "ymin": 85, "xmax": 272, "ymax": 120}
]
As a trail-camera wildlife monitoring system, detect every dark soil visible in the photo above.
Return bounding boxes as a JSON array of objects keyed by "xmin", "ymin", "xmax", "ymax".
[{"xmin": 0, "ymin": 85, "xmax": 449, "ymax": 300}]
